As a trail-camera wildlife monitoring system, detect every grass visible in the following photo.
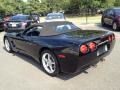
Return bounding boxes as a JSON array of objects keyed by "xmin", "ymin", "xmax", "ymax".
[{"xmin": 40, "ymin": 15, "xmax": 101, "ymax": 25}]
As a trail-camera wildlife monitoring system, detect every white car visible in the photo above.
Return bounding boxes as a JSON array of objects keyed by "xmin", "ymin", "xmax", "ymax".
[{"xmin": 45, "ymin": 13, "xmax": 65, "ymax": 22}]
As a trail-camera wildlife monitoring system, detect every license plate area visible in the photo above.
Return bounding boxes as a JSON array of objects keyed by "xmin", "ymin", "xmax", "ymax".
[
  {"xmin": 10, "ymin": 23, "xmax": 18, "ymax": 27},
  {"xmin": 97, "ymin": 45, "xmax": 108, "ymax": 56},
  {"xmin": 11, "ymin": 23, "xmax": 17, "ymax": 27}
]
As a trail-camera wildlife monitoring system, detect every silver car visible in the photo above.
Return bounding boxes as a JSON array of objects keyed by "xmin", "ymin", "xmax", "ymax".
[{"xmin": 45, "ymin": 13, "xmax": 65, "ymax": 22}]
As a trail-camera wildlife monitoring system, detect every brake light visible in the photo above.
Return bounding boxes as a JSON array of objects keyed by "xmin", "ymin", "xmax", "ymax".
[
  {"xmin": 108, "ymin": 34, "xmax": 115, "ymax": 42},
  {"xmin": 21, "ymin": 22, "xmax": 27, "ymax": 28},
  {"xmin": 112, "ymin": 34, "xmax": 115, "ymax": 40},
  {"xmin": 88, "ymin": 42, "xmax": 97, "ymax": 51},
  {"xmin": 108, "ymin": 35, "xmax": 112, "ymax": 42},
  {"xmin": 80, "ymin": 44, "xmax": 89, "ymax": 54}
]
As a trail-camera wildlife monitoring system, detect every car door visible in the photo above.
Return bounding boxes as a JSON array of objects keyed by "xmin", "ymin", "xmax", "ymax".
[
  {"xmin": 21, "ymin": 26, "xmax": 43, "ymax": 60},
  {"xmin": 104, "ymin": 9, "xmax": 115, "ymax": 25},
  {"xmin": 13, "ymin": 26, "xmax": 43, "ymax": 60}
]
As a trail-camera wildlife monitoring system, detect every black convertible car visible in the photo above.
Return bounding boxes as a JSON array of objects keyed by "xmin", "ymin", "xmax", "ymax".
[{"xmin": 3, "ymin": 21, "xmax": 115, "ymax": 76}]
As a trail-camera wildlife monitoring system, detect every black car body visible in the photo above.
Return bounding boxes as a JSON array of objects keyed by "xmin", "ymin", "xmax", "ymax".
[
  {"xmin": 101, "ymin": 7, "xmax": 120, "ymax": 31},
  {"xmin": 3, "ymin": 21, "xmax": 115, "ymax": 76},
  {"xmin": 4, "ymin": 14, "xmax": 40, "ymax": 33}
]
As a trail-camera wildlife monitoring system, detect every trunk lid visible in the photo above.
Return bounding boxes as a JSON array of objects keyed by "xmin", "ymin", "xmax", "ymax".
[{"xmin": 63, "ymin": 30, "xmax": 110, "ymax": 41}]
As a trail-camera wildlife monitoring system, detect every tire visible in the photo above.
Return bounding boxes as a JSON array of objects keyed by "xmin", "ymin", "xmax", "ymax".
[
  {"xmin": 101, "ymin": 18, "xmax": 106, "ymax": 27},
  {"xmin": 41, "ymin": 50, "xmax": 60, "ymax": 76},
  {"xmin": 4, "ymin": 37, "xmax": 13, "ymax": 53},
  {"xmin": 112, "ymin": 22, "xmax": 119, "ymax": 31}
]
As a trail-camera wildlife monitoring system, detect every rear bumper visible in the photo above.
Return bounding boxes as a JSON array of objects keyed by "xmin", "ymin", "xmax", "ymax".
[{"xmin": 58, "ymin": 41, "xmax": 115, "ymax": 73}]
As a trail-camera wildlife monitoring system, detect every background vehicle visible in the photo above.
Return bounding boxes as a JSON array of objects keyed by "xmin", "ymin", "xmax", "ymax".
[
  {"xmin": 4, "ymin": 21, "xmax": 115, "ymax": 76},
  {"xmin": 4, "ymin": 14, "xmax": 40, "ymax": 33},
  {"xmin": 101, "ymin": 8, "xmax": 120, "ymax": 31},
  {"xmin": 45, "ymin": 13, "xmax": 65, "ymax": 22},
  {"xmin": 31, "ymin": 14, "xmax": 40, "ymax": 23},
  {"xmin": 0, "ymin": 16, "xmax": 4, "ymax": 31}
]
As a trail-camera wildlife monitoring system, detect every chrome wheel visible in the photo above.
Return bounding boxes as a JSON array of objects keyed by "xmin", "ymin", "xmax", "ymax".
[
  {"xmin": 42, "ymin": 53, "xmax": 56, "ymax": 74},
  {"xmin": 4, "ymin": 38, "xmax": 11, "ymax": 52},
  {"xmin": 113, "ymin": 22, "xmax": 117, "ymax": 31}
]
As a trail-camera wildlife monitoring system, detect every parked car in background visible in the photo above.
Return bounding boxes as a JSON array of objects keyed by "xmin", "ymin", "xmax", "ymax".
[
  {"xmin": 0, "ymin": 16, "xmax": 4, "ymax": 31},
  {"xmin": 31, "ymin": 14, "xmax": 40, "ymax": 23},
  {"xmin": 45, "ymin": 13, "xmax": 65, "ymax": 22},
  {"xmin": 4, "ymin": 14, "xmax": 39, "ymax": 33},
  {"xmin": 101, "ymin": 8, "xmax": 120, "ymax": 31},
  {"xmin": 3, "ymin": 21, "xmax": 115, "ymax": 76}
]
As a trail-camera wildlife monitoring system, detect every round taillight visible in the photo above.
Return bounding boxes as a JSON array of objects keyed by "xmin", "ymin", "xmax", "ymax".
[
  {"xmin": 80, "ymin": 45, "xmax": 89, "ymax": 54},
  {"xmin": 112, "ymin": 34, "xmax": 115, "ymax": 40},
  {"xmin": 108, "ymin": 36, "xmax": 112, "ymax": 42},
  {"xmin": 89, "ymin": 42, "xmax": 97, "ymax": 51}
]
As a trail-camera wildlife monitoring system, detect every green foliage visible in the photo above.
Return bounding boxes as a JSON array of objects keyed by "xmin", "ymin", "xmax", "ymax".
[
  {"xmin": 114, "ymin": 0, "xmax": 120, "ymax": 7},
  {"xmin": 0, "ymin": 0, "xmax": 25, "ymax": 15},
  {"xmin": 0, "ymin": 0, "xmax": 119, "ymax": 15}
]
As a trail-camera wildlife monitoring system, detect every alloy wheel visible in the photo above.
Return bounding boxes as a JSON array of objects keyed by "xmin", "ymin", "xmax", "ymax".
[
  {"xmin": 42, "ymin": 53, "xmax": 56, "ymax": 74},
  {"xmin": 4, "ymin": 38, "xmax": 11, "ymax": 52}
]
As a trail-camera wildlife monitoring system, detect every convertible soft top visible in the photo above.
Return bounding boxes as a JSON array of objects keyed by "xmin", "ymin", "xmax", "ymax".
[{"xmin": 28, "ymin": 21, "xmax": 80, "ymax": 36}]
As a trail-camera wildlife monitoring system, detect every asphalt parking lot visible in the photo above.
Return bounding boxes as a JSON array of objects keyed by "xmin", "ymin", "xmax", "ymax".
[{"xmin": 0, "ymin": 25, "xmax": 120, "ymax": 90}]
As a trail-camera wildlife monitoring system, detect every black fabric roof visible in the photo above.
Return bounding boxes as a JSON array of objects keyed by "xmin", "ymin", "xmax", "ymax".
[{"xmin": 26, "ymin": 21, "xmax": 80, "ymax": 36}]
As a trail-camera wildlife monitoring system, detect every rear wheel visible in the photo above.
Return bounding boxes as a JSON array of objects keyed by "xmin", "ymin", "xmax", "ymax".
[
  {"xmin": 41, "ymin": 50, "xmax": 59, "ymax": 76},
  {"xmin": 112, "ymin": 22, "xmax": 119, "ymax": 31},
  {"xmin": 4, "ymin": 37, "xmax": 13, "ymax": 53}
]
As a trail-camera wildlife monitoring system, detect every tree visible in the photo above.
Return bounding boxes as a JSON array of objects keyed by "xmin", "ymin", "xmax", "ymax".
[
  {"xmin": 0, "ymin": 0, "xmax": 25, "ymax": 15},
  {"xmin": 25, "ymin": 0, "xmax": 48, "ymax": 14},
  {"xmin": 114, "ymin": 0, "xmax": 120, "ymax": 7}
]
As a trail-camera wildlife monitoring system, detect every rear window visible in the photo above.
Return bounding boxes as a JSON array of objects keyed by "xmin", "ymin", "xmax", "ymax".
[
  {"xmin": 47, "ymin": 14, "xmax": 64, "ymax": 20},
  {"xmin": 10, "ymin": 16, "xmax": 28, "ymax": 21}
]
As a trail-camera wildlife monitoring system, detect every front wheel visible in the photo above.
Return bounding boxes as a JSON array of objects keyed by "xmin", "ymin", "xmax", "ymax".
[
  {"xmin": 41, "ymin": 50, "xmax": 60, "ymax": 76},
  {"xmin": 4, "ymin": 37, "xmax": 13, "ymax": 53}
]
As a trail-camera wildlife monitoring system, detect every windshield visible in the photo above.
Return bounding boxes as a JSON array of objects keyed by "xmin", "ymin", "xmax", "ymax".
[
  {"xmin": 10, "ymin": 15, "xmax": 28, "ymax": 21},
  {"xmin": 115, "ymin": 9, "xmax": 120, "ymax": 15},
  {"xmin": 46, "ymin": 14, "xmax": 64, "ymax": 20},
  {"xmin": 56, "ymin": 24, "xmax": 79, "ymax": 33}
]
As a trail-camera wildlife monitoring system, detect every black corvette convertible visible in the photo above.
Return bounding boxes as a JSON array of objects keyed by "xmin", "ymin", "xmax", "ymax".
[{"xmin": 3, "ymin": 21, "xmax": 115, "ymax": 76}]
